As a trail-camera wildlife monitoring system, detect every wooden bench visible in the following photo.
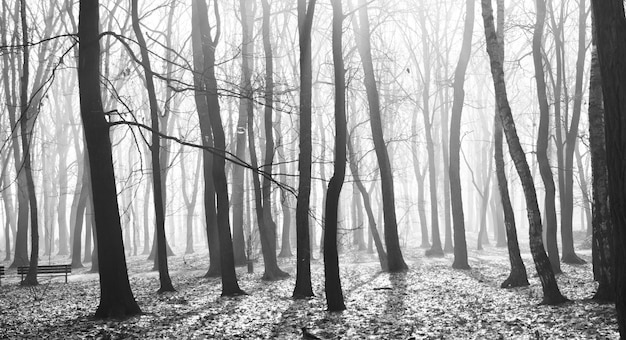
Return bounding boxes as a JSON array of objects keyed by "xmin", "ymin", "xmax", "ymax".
[
  {"xmin": 17, "ymin": 264, "xmax": 72, "ymax": 283},
  {"xmin": 0, "ymin": 266, "xmax": 4, "ymax": 285}
]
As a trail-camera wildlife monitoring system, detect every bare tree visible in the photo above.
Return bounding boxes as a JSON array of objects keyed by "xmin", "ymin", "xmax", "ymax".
[{"xmin": 480, "ymin": 0, "xmax": 567, "ymax": 305}]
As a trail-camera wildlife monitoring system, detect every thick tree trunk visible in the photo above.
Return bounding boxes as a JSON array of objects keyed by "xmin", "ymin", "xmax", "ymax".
[
  {"xmin": 588, "ymin": 6, "xmax": 626, "ymax": 329},
  {"xmin": 356, "ymin": 0, "xmax": 407, "ymax": 272},
  {"xmin": 480, "ymin": 0, "xmax": 567, "ymax": 305},
  {"xmin": 78, "ymin": 0, "xmax": 140, "ymax": 317},
  {"xmin": 293, "ymin": 0, "xmax": 316, "ymax": 299},
  {"xmin": 533, "ymin": 0, "xmax": 561, "ymax": 274},
  {"xmin": 587, "ymin": 41, "xmax": 613, "ymax": 302}
]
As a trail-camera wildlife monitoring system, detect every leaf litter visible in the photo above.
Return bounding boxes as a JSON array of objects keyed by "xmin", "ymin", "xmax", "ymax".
[{"xmin": 0, "ymin": 246, "xmax": 618, "ymax": 339}]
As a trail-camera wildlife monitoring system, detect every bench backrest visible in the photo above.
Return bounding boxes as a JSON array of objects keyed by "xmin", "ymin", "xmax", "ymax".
[
  {"xmin": 17, "ymin": 265, "xmax": 71, "ymax": 274},
  {"xmin": 0, "ymin": 266, "xmax": 4, "ymax": 276}
]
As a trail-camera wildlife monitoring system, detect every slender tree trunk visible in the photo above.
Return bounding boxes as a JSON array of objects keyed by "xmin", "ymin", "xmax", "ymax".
[
  {"xmin": 492, "ymin": 4, "xmax": 530, "ymax": 286},
  {"xmin": 559, "ymin": 0, "xmax": 587, "ymax": 265},
  {"xmin": 195, "ymin": 0, "xmax": 245, "ymax": 296},
  {"xmin": 78, "ymin": 0, "xmax": 140, "ymax": 317},
  {"xmin": 356, "ymin": 0, "xmax": 407, "ymax": 272},
  {"xmin": 230, "ymin": 0, "xmax": 253, "ymax": 267},
  {"xmin": 416, "ymin": 8, "xmax": 443, "ymax": 257},
  {"xmin": 19, "ymin": 0, "xmax": 39, "ymax": 287},
  {"xmin": 533, "ymin": 0, "xmax": 561, "ymax": 274},
  {"xmin": 448, "ymin": 0, "xmax": 474, "ymax": 269},
  {"xmin": 190, "ymin": 0, "xmax": 221, "ymax": 278},
  {"xmin": 480, "ymin": 0, "xmax": 567, "ymax": 305},
  {"xmin": 293, "ymin": 0, "xmax": 316, "ymax": 299},
  {"xmin": 131, "ymin": 0, "xmax": 175, "ymax": 293},
  {"xmin": 347, "ymin": 135, "xmax": 388, "ymax": 272},
  {"xmin": 323, "ymin": 0, "xmax": 348, "ymax": 312}
]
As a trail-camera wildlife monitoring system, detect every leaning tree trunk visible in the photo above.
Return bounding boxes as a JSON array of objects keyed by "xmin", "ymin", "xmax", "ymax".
[
  {"xmin": 480, "ymin": 0, "xmax": 567, "ymax": 305},
  {"xmin": 347, "ymin": 134, "xmax": 388, "ymax": 272},
  {"xmin": 323, "ymin": 0, "xmax": 348, "ymax": 312},
  {"xmin": 492, "ymin": 0, "xmax": 528, "ymax": 289},
  {"xmin": 356, "ymin": 0, "xmax": 407, "ymax": 272},
  {"xmin": 293, "ymin": 0, "xmax": 316, "ymax": 299},
  {"xmin": 449, "ymin": 0, "xmax": 474, "ymax": 269},
  {"xmin": 589, "ymin": 1, "xmax": 626, "ymax": 333},
  {"xmin": 533, "ymin": 0, "xmax": 561, "ymax": 274},
  {"xmin": 78, "ymin": 0, "xmax": 141, "ymax": 318}
]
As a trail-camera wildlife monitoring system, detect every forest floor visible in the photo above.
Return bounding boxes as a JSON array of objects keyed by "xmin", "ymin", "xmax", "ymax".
[{"xmin": 0, "ymin": 238, "xmax": 619, "ymax": 339}]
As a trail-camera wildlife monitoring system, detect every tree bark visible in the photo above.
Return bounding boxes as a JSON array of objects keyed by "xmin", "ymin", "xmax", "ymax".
[
  {"xmin": 588, "ymin": 5, "xmax": 626, "ymax": 329},
  {"xmin": 480, "ymin": 0, "xmax": 567, "ymax": 305},
  {"xmin": 78, "ymin": 0, "xmax": 140, "ymax": 317},
  {"xmin": 293, "ymin": 0, "xmax": 316, "ymax": 299}
]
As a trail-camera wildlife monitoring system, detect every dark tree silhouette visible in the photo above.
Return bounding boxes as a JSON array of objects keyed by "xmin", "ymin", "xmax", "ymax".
[
  {"xmin": 131, "ymin": 0, "xmax": 175, "ymax": 293},
  {"xmin": 590, "ymin": 0, "xmax": 626, "ymax": 334},
  {"xmin": 78, "ymin": 0, "xmax": 140, "ymax": 318},
  {"xmin": 190, "ymin": 0, "xmax": 221, "ymax": 279},
  {"xmin": 587, "ymin": 16, "xmax": 613, "ymax": 303},
  {"xmin": 293, "ymin": 0, "xmax": 316, "ymax": 299},
  {"xmin": 323, "ymin": 0, "xmax": 347, "ymax": 312},
  {"xmin": 194, "ymin": 0, "xmax": 245, "ymax": 296},
  {"xmin": 18, "ymin": 0, "xmax": 39, "ymax": 287}
]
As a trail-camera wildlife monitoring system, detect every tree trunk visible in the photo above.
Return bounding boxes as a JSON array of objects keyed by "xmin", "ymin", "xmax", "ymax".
[
  {"xmin": 533, "ymin": 0, "xmax": 561, "ymax": 274},
  {"xmin": 347, "ymin": 135, "xmax": 388, "ymax": 272},
  {"xmin": 230, "ymin": 0, "xmax": 253, "ymax": 268},
  {"xmin": 323, "ymin": 0, "xmax": 348, "ymax": 312},
  {"xmin": 19, "ymin": 0, "xmax": 39, "ymax": 287},
  {"xmin": 480, "ymin": 0, "xmax": 567, "ymax": 305},
  {"xmin": 559, "ymin": 0, "xmax": 587, "ymax": 265},
  {"xmin": 587, "ymin": 38, "xmax": 614, "ymax": 302},
  {"xmin": 293, "ymin": 0, "xmax": 316, "ymax": 299},
  {"xmin": 491, "ymin": 4, "xmax": 530, "ymax": 286},
  {"xmin": 448, "ymin": 0, "xmax": 474, "ymax": 269},
  {"xmin": 590, "ymin": 1, "xmax": 626, "ymax": 333},
  {"xmin": 356, "ymin": 0, "xmax": 407, "ymax": 272},
  {"xmin": 190, "ymin": 0, "xmax": 221, "ymax": 279},
  {"xmin": 416, "ymin": 8, "xmax": 443, "ymax": 257},
  {"xmin": 131, "ymin": 0, "xmax": 175, "ymax": 293},
  {"xmin": 78, "ymin": 0, "xmax": 140, "ymax": 317},
  {"xmin": 194, "ymin": 0, "xmax": 245, "ymax": 296}
]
